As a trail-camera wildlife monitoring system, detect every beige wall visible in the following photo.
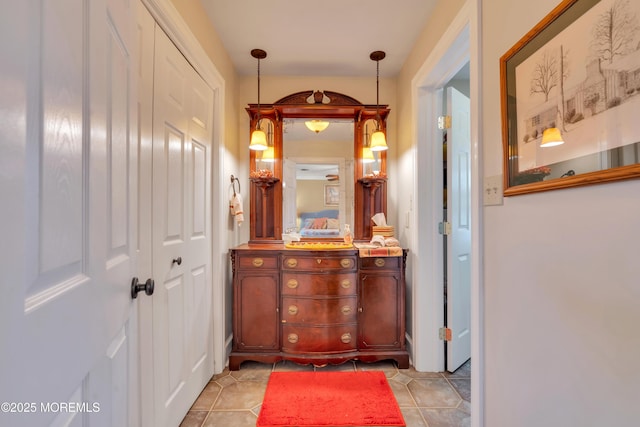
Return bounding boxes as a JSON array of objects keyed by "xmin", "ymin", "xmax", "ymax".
[
  {"xmin": 481, "ymin": 0, "xmax": 640, "ymax": 425},
  {"xmin": 296, "ymin": 181, "xmax": 331, "ymax": 215}
]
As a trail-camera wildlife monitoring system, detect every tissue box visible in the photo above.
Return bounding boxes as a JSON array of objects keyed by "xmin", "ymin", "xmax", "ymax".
[
  {"xmin": 281, "ymin": 232, "xmax": 301, "ymax": 243},
  {"xmin": 372, "ymin": 226, "xmax": 394, "ymax": 237}
]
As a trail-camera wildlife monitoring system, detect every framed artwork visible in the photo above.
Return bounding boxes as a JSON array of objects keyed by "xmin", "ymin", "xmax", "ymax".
[
  {"xmin": 324, "ymin": 184, "xmax": 339, "ymax": 206},
  {"xmin": 500, "ymin": 0, "xmax": 640, "ymax": 196}
]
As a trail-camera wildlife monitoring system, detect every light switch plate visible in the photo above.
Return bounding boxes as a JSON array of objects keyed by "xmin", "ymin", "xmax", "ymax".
[{"xmin": 484, "ymin": 175, "xmax": 503, "ymax": 206}]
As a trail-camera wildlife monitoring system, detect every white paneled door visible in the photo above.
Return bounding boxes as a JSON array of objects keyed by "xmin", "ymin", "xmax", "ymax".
[
  {"xmin": 150, "ymin": 26, "xmax": 214, "ymax": 427},
  {"xmin": 0, "ymin": 0, "xmax": 138, "ymax": 426},
  {"xmin": 446, "ymin": 86, "xmax": 472, "ymax": 372}
]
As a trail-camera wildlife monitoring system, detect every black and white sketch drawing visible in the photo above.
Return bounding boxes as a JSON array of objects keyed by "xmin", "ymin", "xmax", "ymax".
[{"xmin": 515, "ymin": 0, "xmax": 640, "ymax": 171}]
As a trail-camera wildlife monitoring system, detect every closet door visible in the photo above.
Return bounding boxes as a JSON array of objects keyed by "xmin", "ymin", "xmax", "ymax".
[
  {"xmin": 0, "ymin": 0, "xmax": 138, "ymax": 426},
  {"xmin": 150, "ymin": 25, "xmax": 215, "ymax": 427}
]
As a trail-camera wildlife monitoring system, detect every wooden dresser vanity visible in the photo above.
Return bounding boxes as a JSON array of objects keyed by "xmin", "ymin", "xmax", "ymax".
[
  {"xmin": 229, "ymin": 244, "xmax": 409, "ymax": 370},
  {"xmin": 234, "ymin": 89, "xmax": 406, "ymax": 369}
]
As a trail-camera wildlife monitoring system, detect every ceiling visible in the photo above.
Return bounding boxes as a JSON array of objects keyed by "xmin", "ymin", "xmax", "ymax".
[{"xmin": 200, "ymin": 0, "xmax": 440, "ymax": 77}]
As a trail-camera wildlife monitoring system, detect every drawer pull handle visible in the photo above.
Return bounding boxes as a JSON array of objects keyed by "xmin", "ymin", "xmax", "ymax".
[
  {"xmin": 288, "ymin": 305, "xmax": 298, "ymax": 315},
  {"xmin": 341, "ymin": 333, "xmax": 352, "ymax": 344},
  {"xmin": 287, "ymin": 279, "xmax": 299, "ymax": 289},
  {"xmin": 374, "ymin": 258, "xmax": 386, "ymax": 267},
  {"xmin": 340, "ymin": 259, "xmax": 352, "ymax": 268},
  {"xmin": 288, "ymin": 333, "xmax": 299, "ymax": 344},
  {"xmin": 341, "ymin": 305, "xmax": 352, "ymax": 315},
  {"xmin": 252, "ymin": 258, "xmax": 264, "ymax": 267},
  {"xmin": 340, "ymin": 279, "xmax": 351, "ymax": 289},
  {"xmin": 286, "ymin": 258, "xmax": 298, "ymax": 268}
]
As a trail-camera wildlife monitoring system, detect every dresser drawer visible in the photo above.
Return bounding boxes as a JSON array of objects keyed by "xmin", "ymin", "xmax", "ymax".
[
  {"xmin": 282, "ymin": 255, "xmax": 356, "ymax": 271},
  {"xmin": 238, "ymin": 254, "xmax": 278, "ymax": 270},
  {"xmin": 282, "ymin": 324, "xmax": 357, "ymax": 353},
  {"xmin": 282, "ymin": 272, "xmax": 357, "ymax": 296},
  {"xmin": 359, "ymin": 256, "xmax": 402, "ymax": 270},
  {"xmin": 281, "ymin": 296, "xmax": 357, "ymax": 324}
]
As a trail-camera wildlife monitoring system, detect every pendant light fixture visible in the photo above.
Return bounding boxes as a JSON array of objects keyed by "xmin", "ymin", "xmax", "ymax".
[
  {"xmin": 249, "ymin": 49, "xmax": 268, "ymax": 151},
  {"xmin": 369, "ymin": 50, "xmax": 388, "ymax": 151}
]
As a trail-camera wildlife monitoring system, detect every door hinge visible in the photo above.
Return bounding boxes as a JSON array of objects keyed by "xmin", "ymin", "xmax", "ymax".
[
  {"xmin": 439, "ymin": 327, "xmax": 452, "ymax": 341},
  {"xmin": 438, "ymin": 115, "xmax": 451, "ymax": 130},
  {"xmin": 438, "ymin": 221, "xmax": 452, "ymax": 235}
]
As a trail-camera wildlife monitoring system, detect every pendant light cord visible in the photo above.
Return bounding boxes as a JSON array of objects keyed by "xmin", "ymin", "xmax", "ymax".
[
  {"xmin": 375, "ymin": 58, "xmax": 380, "ymax": 129},
  {"xmin": 256, "ymin": 56, "xmax": 261, "ymax": 128},
  {"xmin": 251, "ymin": 49, "xmax": 267, "ymax": 130}
]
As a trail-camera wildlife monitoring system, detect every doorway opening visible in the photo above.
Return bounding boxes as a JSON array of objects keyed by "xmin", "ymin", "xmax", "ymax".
[
  {"xmin": 411, "ymin": 2, "xmax": 483, "ymax": 425},
  {"xmin": 442, "ymin": 64, "xmax": 471, "ymax": 373}
]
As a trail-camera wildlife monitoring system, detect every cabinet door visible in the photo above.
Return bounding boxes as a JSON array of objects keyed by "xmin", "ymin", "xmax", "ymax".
[
  {"xmin": 358, "ymin": 272, "xmax": 403, "ymax": 349},
  {"xmin": 235, "ymin": 272, "xmax": 280, "ymax": 350}
]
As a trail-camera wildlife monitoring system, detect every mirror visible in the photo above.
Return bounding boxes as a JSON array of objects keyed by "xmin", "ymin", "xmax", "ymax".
[
  {"xmin": 282, "ymin": 118, "xmax": 354, "ymax": 238},
  {"xmin": 255, "ymin": 118, "xmax": 276, "ymax": 173},
  {"xmin": 361, "ymin": 118, "xmax": 385, "ymax": 178},
  {"xmin": 246, "ymin": 90, "xmax": 389, "ymax": 242}
]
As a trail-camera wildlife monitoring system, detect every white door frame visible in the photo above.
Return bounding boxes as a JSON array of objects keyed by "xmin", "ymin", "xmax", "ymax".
[
  {"xmin": 141, "ymin": 0, "xmax": 228, "ymax": 373},
  {"xmin": 411, "ymin": 1, "xmax": 483, "ymax": 426}
]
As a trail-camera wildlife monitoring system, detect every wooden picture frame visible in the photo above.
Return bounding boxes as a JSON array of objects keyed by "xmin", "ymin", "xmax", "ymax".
[
  {"xmin": 324, "ymin": 184, "xmax": 339, "ymax": 206},
  {"xmin": 500, "ymin": 0, "xmax": 640, "ymax": 196}
]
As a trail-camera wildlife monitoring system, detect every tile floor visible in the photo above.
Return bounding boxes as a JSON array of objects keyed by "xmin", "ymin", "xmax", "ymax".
[{"xmin": 179, "ymin": 359, "xmax": 471, "ymax": 427}]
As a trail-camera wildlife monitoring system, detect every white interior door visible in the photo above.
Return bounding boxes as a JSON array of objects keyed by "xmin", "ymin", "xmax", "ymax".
[
  {"xmin": 446, "ymin": 86, "xmax": 472, "ymax": 372},
  {"xmin": 0, "ymin": 0, "xmax": 138, "ymax": 426},
  {"xmin": 135, "ymin": 1, "xmax": 156, "ymax": 425},
  {"xmin": 151, "ymin": 26, "xmax": 214, "ymax": 427}
]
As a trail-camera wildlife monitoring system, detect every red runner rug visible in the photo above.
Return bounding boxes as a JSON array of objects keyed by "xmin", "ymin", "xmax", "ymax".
[{"xmin": 256, "ymin": 371, "xmax": 406, "ymax": 427}]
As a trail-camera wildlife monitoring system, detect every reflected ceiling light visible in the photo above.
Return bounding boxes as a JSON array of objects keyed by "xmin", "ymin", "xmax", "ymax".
[
  {"xmin": 249, "ymin": 49, "xmax": 268, "ymax": 151},
  {"xmin": 305, "ymin": 120, "xmax": 330, "ymax": 133},
  {"xmin": 369, "ymin": 50, "xmax": 388, "ymax": 151},
  {"xmin": 540, "ymin": 127, "xmax": 564, "ymax": 148},
  {"xmin": 362, "ymin": 147, "xmax": 375, "ymax": 163}
]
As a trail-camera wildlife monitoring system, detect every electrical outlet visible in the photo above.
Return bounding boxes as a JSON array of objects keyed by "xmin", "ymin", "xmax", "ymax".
[{"xmin": 484, "ymin": 175, "xmax": 503, "ymax": 206}]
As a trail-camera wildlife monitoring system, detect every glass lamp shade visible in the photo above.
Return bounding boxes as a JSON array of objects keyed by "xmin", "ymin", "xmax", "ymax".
[
  {"xmin": 249, "ymin": 129, "xmax": 268, "ymax": 150},
  {"xmin": 362, "ymin": 147, "xmax": 375, "ymax": 163},
  {"xmin": 540, "ymin": 127, "xmax": 564, "ymax": 147},
  {"xmin": 261, "ymin": 146, "xmax": 275, "ymax": 162},
  {"xmin": 369, "ymin": 130, "xmax": 388, "ymax": 151},
  {"xmin": 305, "ymin": 120, "xmax": 330, "ymax": 133}
]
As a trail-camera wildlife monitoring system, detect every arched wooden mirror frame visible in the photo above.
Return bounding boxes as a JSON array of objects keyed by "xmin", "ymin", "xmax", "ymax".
[{"xmin": 247, "ymin": 90, "xmax": 390, "ymax": 243}]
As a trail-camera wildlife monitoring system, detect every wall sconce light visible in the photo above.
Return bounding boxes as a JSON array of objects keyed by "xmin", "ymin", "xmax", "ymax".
[
  {"xmin": 369, "ymin": 50, "xmax": 388, "ymax": 151},
  {"xmin": 305, "ymin": 120, "xmax": 330, "ymax": 133},
  {"xmin": 249, "ymin": 48, "xmax": 268, "ymax": 151},
  {"xmin": 540, "ymin": 127, "xmax": 564, "ymax": 148}
]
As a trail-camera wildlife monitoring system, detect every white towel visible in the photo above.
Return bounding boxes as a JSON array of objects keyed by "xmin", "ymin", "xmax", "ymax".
[{"xmin": 229, "ymin": 193, "xmax": 244, "ymax": 226}]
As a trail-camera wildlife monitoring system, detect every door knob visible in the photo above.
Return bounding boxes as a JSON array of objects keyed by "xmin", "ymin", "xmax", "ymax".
[
  {"xmin": 172, "ymin": 257, "xmax": 182, "ymax": 266},
  {"xmin": 131, "ymin": 277, "xmax": 154, "ymax": 299}
]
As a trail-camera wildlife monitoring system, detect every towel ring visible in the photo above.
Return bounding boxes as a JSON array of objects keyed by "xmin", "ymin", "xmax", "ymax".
[{"xmin": 230, "ymin": 175, "xmax": 240, "ymax": 196}]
